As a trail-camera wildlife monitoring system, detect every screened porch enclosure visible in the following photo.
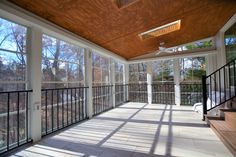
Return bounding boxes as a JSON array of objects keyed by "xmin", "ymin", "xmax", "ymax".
[{"xmin": 0, "ymin": 16, "xmax": 208, "ymax": 155}]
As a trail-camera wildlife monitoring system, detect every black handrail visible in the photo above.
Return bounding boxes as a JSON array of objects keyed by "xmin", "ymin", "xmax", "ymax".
[
  {"xmin": 206, "ymin": 58, "xmax": 236, "ymax": 78},
  {"xmin": 202, "ymin": 58, "xmax": 236, "ymax": 120},
  {"xmin": 0, "ymin": 89, "xmax": 33, "ymax": 155}
]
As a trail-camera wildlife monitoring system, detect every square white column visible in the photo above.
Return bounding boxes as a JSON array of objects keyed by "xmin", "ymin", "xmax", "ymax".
[
  {"xmin": 27, "ymin": 27, "xmax": 42, "ymax": 142},
  {"xmin": 124, "ymin": 64, "xmax": 129, "ymax": 101},
  {"xmin": 84, "ymin": 49, "xmax": 93, "ymax": 118},
  {"xmin": 174, "ymin": 59, "xmax": 181, "ymax": 106},
  {"xmin": 110, "ymin": 58, "xmax": 116, "ymax": 108},
  {"xmin": 146, "ymin": 62, "xmax": 152, "ymax": 104}
]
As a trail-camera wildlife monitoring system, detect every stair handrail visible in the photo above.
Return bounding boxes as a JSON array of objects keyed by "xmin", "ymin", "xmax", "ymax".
[{"xmin": 202, "ymin": 58, "xmax": 236, "ymax": 120}]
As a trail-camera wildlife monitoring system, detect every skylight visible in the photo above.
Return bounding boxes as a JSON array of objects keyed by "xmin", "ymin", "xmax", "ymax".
[{"xmin": 139, "ymin": 20, "xmax": 181, "ymax": 40}]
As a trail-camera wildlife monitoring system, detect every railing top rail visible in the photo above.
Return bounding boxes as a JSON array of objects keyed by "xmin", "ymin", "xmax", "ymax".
[
  {"xmin": 0, "ymin": 89, "xmax": 33, "ymax": 94},
  {"xmin": 128, "ymin": 83, "xmax": 147, "ymax": 85},
  {"xmin": 42, "ymin": 86, "xmax": 88, "ymax": 91},
  {"xmin": 207, "ymin": 58, "xmax": 236, "ymax": 78},
  {"xmin": 152, "ymin": 83, "xmax": 175, "ymax": 85},
  {"xmin": 92, "ymin": 85, "xmax": 113, "ymax": 88},
  {"xmin": 115, "ymin": 83, "xmax": 129, "ymax": 85}
]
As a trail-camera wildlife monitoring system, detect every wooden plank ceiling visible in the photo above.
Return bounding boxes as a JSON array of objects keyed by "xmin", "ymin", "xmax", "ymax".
[{"xmin": 9, "ymin": 0, "xmax": 236, "ymax": 59}]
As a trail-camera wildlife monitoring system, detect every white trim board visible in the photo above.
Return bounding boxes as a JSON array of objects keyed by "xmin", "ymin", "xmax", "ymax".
[
  {"xmin": 128, "ymin": 49, "xmax": 217, "ymax": 64},
  {"xmin": 220, "ymin": 13, "xmax": 236, "ymax": 33}
]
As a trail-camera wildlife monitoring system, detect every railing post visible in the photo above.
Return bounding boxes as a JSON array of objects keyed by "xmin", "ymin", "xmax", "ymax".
[{"xmin": 202, "ymin": 75, "xmax": 207, "ymax": 121}]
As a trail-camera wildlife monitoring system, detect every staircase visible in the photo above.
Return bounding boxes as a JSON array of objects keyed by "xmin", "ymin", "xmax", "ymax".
[{"xmin": 202, "ymin": 58, "xmax": 236, "ymax": 156}]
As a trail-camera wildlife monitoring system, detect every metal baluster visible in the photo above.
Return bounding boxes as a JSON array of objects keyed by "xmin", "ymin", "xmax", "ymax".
[
  {"xmin": 79, "ymin": 88, "xmax": 81, "ymax": 120},
  {"xmin": 94, "ymin": 87, "xmax": 96, "ymax": 114},
  {"xmin": 67, "ymin": 89, "xmax": 69, "ymax": 125},
  {"xmin": 219, "ymin": 70, "xmax": 221, "ymax": 103},
  {"xmin": 26, "ymin": 92, "xmax": 29, "ymax": 142},
  {"xmin": 51, "ymin": 90, "xmax": 54, "ymax": 132},
  {"xmin": 75, "ymin": 88, "xmax": 77, "ymax": 122},
  {"xmin": 210, "ymin": 76, "xmax": 212, "ymax": 109},
  {"xmin": 17, "ymin": 92, "xmax": 20, "ymax": 146},
  {"xmin": 7, "ymin": 93, "xmax": 10, "ymax": 151},
  {"xmin": 71, "ymin": 88, "xmax": 73, "ymax": 124},
  {"xmin": 45, "ymin": 90, "xmax": 48, "ymax": 134},
  {"xmin": 234, "ymin": 61, "xmax": 236, "ymax": 96},
  {"xmin": 100, "ymin": 86, "xmax": 102, "ymax": 112},
  {"xmin": 229, "ymin": 64, "xmax": 231, "ymax": 98},
  {"xmin": 57, "ymin": 89, "xmax": 59, "ymax": 130},
  {"xmin": 81, "ymin": 88, "xmax": 84, "ymax": 119},
  {"xmin": 224, "ymin": 67, "xmax": 226, "ymax": 102},
  {"xmin": 62, "ymin": 89, "xmax": 64, "ymax": 127},
  {"xmin": 214, "ymin": 73, "xmax": 217, "ymax": 108}
]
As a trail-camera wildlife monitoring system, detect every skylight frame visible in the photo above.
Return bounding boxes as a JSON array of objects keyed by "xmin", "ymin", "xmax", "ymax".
[{"xmin": 139, "ymin": 20, "xmax": 181, "ymax": 39}]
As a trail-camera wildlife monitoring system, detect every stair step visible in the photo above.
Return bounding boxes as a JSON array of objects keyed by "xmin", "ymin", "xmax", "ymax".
[
  {"xmin": 221, "ymin": 131, "xmax": 236, "ymax": 153},
  {"xmin": 209, "ymin": 120, "xmax": 236, "ymax": 156},
  {"xmin": 210, "ymin": 120, "xmax": 236, "ymax": 131},
  {"xmin": 225, "ymin": 112, "xmax": 236, "ymax": 128},
  {"xmin": 220, "ymin": 109, "xmax": 236, "ymax": 112},
  {"xmin": 205, "ymin": 115, "xmax": 223, "ymax": 125},
  {"xmin": 225, "ymin": 112, "xmax": 236, "ymax": 119}
]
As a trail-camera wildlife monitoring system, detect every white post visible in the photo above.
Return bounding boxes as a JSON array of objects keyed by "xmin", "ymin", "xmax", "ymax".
[
  {"xmin": 124, "ymin": 63, "xmax": 129, "ymax": 101},
  {"xmin": 174, "ymin": 59, "xmax": 181, "ymax": 106},
  {"xmin": 206, "ymin": 54, "xmax": 217, "ymax": 75},
  {"xmin": 85, "ymin": 48, "xmax": 93, "ymax": 118},
  {"xmin": 147, "ymin": 62, "xmax": 152, "ymax": 104},
  {"xmin": 27, "ymin": 27, "xmax": 42, "ymax": 142},
  {"xmin": 110, "ymin": 58, "xmax": 116, "ymax": 108}
]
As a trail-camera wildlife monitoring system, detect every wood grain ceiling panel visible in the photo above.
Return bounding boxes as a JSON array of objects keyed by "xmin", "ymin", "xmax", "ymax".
[{"xmin": 8, "ymin": 0, "xmax": 236, "ymax": 59}]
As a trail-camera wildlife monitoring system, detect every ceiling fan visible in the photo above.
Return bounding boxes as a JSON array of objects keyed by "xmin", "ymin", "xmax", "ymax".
[{"xmin": 155, "ymin": 42, "xmax": 174, "ymax": 56}]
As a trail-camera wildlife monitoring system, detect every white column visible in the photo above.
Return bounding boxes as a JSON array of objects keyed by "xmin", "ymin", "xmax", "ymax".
[
  {"xmin": 110, "ymin": 58, "xmax": 116, "ymax": 108},
  {"xmin": 216, "ymin": 31, "xmax": 226, "ymax": 69},
  {"xmin": 124, "ymin": 64, "xmax": 129, "ymax": 101},
  {"xmin": 27, "ymin": 27, "xmax": 42, "ymax": 142},
  {"xmin": 85, "ymin": 48, "xmax": 93, "ymax": 118},
  {"xmin": 174, "ymin": 59, "xmax": 181, "ymax": 106},
  {"xmin": 147, "ymin": 62, "xmax": 152, "ymax": 104},
  {"xmin": 206, "ymin": 54, "xmax": 217, "ymax": 75}
]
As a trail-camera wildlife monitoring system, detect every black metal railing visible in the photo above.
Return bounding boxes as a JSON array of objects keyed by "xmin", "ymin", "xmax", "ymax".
[
  {"xmin": 152, "ymin": 83, "xmax": 175, "ymax": 105},
  {"xmin": 92, "ymin": 85, "xmax": 113, "ymax": 115},
  {"xmin": 202, "ymin": 58, "xmax": 236, "ymax": 119},
  {"xmin": 180, "ymin": 83, "xmax": 202, "ymax": 106},
  {"xmin": 115, "ymin": 84, "xmax": 128, "ymax": 106},
  {"xmin": 128, "ymin": 83, "xmax": 148, "ymax": 103},
  {"xmin": 41, "ymin": 87, "xmax": 88, "ymax": 136},
  {"xmin": 0, "ymin": 90, "xmax": 32, "ymax": 155}
]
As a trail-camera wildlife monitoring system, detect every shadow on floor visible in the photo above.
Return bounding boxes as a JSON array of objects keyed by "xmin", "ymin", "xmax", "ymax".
[{"xmin": 10, "ymin": 103, "xmax": 232, "ymax": 157}]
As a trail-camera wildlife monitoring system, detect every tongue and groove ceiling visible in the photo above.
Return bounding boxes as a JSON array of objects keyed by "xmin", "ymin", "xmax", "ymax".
[{"xmin": 8, "ymin": 0, "xmax": 236, "ymax": 59}]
